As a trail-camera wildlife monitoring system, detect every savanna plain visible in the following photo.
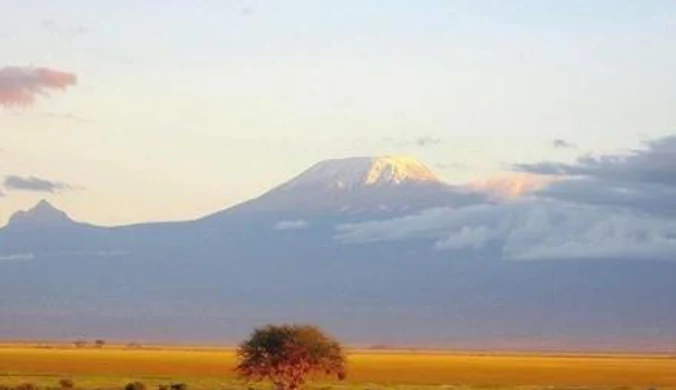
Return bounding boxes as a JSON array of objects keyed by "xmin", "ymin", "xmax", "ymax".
[{"xmin": 1, "ymin": 344, "xmax": 674, "ymax": 390}]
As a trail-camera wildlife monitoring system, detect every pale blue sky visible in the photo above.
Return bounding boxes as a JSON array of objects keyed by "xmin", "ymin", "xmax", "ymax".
[{"xmin": 1, "ymin": 1, "xmax": 675, "ymax": 225}]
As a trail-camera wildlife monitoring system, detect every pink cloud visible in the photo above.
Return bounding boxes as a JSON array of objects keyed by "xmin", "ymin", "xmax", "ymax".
[
  {"xmin": 468, "ymin": 173, "xmax": 554, "ymax": 199},
  {"xmin": 0, "ymin": 66, "xmax": 77, "ymax": 107}
]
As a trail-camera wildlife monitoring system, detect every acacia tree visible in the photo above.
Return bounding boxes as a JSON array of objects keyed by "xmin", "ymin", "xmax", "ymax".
[{"xmin": 235, "ymin": 324, "xmax": 346, "ymax": 390}]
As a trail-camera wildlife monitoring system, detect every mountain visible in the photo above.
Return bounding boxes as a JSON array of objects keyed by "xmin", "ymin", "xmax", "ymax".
[
  {"xmin": 6, "ymin": 200, "xmax": 79, "ymax": 229},
  {"xmin": 1, "ymin": 157, "xmax": 676, "ymax": 351},
  {"xmin": 207, "ymin": 156, "xmax": 487, "ymax": 219},
  {"xmin": 0, "ymin": 200, "xmax": 108, "ymax": 256}
]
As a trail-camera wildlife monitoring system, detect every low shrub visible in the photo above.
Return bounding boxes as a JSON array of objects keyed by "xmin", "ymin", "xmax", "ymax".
[
  {"xmin": 16, "ymin": 383, "xmax": 37, "ymax": 390},
  {"xmin": 59, "ymin": 379, "xmax": 75, "ymax": 389},
  {"xmin": 124, "ymin": 382, "xmax": 146, "ymax": 390}
]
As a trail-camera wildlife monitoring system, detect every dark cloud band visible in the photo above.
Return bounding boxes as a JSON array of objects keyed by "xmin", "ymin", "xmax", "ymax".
[
  {"xmin": 517, "ymin": 135, "xmax": 676, "ymax": 214},
  {"xmin": 4, "ymin": 175, "xmax": 72, "ymax": 193}
]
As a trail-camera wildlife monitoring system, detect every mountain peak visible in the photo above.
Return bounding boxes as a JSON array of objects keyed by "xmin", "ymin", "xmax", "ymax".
[
  {"xmin": 209, "ymin": 155, "xmax": 486, "ymax": 218},
  {"xmin": 364, "ymin": 156, "xmax": 439, "ymax": 185},
  {"xmin": 7, "ymin": 200, "xmax": 75, "ymax": 228},
  {"xmin": 280, "ymin": 156, "xmax": 439, "ymax": 191}
]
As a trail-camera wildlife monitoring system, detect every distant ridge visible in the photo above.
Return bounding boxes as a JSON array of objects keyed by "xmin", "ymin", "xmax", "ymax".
[{"xmin": 6, "ymin": 200, "xmax": 77, "ymax": 229}]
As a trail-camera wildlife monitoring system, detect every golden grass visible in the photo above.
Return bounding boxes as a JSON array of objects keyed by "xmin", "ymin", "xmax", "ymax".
[{"xmin": 1, "ymin": 345, "xmax": 675, "ymax": 387}]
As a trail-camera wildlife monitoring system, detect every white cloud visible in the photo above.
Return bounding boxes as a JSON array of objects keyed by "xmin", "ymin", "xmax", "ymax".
[
  {"xmin": 336, "ymin": 201, "xmax": 676, "ymax": 261},
  {"xmin": 274, "ymin": 219, "xmax": 310, "ymax": 230},
  {"xmin": 434, "ymin": 225, "xmax": 491, "ymax": 251},
  {"xmin": 0, "ymin": 253, "xmax": 35, "ymax": 262}
]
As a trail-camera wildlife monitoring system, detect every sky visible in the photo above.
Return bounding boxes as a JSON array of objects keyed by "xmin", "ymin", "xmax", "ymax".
[{"xmin": 1, "ymin": 1, "xmax": 675, "ymax": 226}]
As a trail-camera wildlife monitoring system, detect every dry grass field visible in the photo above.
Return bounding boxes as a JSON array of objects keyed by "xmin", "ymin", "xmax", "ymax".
[{"xmin": 1, "ymin": 344, "xmax": 675, "ymax": 389}]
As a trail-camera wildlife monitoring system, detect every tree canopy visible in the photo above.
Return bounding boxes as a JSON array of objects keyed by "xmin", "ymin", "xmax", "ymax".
[{"xmin": 235, "ymin": 324, "xmax": 346, "ymax": 390}]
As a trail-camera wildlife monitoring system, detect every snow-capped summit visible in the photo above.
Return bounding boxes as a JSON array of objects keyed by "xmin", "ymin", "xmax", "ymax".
[
  {"xmin": 278, "ymin": 156, "xmax": 440, "ymax": 191},
  {"xmin": 7, "ymin": 200, "xmax": 75, "ymax": 228}
]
